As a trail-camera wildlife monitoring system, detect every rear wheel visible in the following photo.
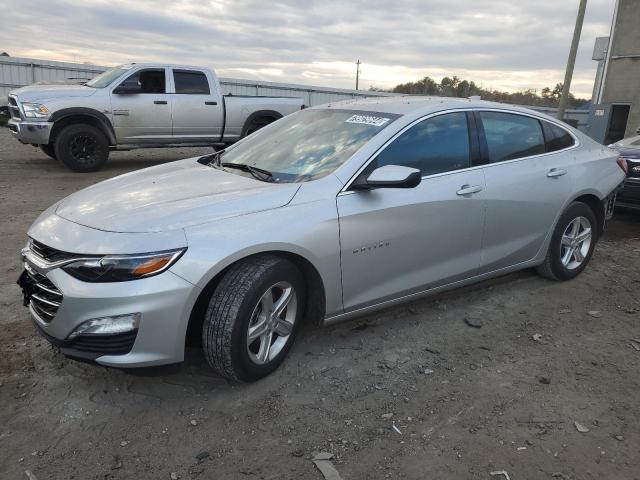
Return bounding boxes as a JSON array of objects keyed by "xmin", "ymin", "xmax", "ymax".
[
  {"xmin": 536, "ymin": 202, "xmax": 597, "ymax": 281},
  {"xmin": 54, "ymin": 124, "xmax": 109, "ymax": 172},
  {"xmin": 39, "ymin": 143, "xmax": 57, "ymax": 160},
  {"xmin": 202, "ymin": 255, "xmax": 305, "ymax": 382},
  {"xmin": 242, "ymin": 116, "xmax": 276, "ymax": 137}
]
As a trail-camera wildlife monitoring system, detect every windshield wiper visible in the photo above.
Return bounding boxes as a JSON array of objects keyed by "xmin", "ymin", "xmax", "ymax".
[
  {"xmin": 221, "ymin": 162, "xmax": 274, "ymax": 182},
  {"xmin": 198, "ymin": 150, "xmax": 224, "ymax": 167}
]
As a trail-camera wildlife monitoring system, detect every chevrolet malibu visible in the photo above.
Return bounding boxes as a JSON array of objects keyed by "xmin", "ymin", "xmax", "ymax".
[{"xmin": 18, "ymin": 97, "xmax": 626, "ymax": 381}]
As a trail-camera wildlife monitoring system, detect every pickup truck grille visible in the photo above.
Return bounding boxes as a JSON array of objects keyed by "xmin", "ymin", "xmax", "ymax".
[
  {"xmin": 8, "ymin": 95, "xmax": 21, "ymax": 121},
  {"xmin": 25, "ymin": 263, "xmax": 63, "ymax": 323}
]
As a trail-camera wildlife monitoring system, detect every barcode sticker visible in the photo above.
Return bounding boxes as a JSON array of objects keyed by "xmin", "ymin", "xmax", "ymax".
[{"xmin": 345, "ymin": 115, "xmax": 391, "ymax": 127}]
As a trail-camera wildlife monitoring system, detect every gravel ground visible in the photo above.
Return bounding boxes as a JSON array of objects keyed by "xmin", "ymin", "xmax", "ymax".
[{"xmin": 1, "ymin": 126, "xmax": 639, "ymax": 480}]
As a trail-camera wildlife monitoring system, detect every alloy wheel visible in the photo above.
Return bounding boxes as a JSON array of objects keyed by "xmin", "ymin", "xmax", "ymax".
[
  {"xmin": 246, "ymin": 281, "xmax": 297, "ymax": 365},
  {"xmin": 560, "ymin": 216, "xmax": 592, "ymax": 270},
  {"xmin": 69, "ymin": 135, "xmax": 97, "ymax": 162}
]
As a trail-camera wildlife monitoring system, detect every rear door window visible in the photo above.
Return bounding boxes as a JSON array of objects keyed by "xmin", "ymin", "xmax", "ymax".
[
  {"xmin": 173, "ymin": 70, "xmax": 210, "ymax": 94},
  {"xmin": 373, "ymin": 112, "xmax": 471, "ymax": 176},
  {"xmin": 479, "ymin": 111, "xmax": 545, "ymax": 162}
]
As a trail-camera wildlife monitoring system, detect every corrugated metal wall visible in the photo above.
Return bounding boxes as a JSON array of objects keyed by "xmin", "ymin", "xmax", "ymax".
[
  {"xmin": 1, "ymin": 56, "xmax": 395, "ymax": 107},
  {"xmin": 0, "ymin": 56, "xmax": 107, "ymax": 102}
]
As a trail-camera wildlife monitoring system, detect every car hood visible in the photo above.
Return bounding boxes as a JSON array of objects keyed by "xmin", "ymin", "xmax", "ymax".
[
  {"xmin": 11, "ymin": 83, "xmax": 97, "ymax": 102},
  {"xmin": 55, "ymin": 158, "xmax": 301, "ymax": 233}
]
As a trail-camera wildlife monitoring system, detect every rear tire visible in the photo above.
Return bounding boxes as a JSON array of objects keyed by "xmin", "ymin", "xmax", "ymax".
[
  {"xmin": 39, "ymin": 143, "xmax": 57, "ymax": 160},
  {"xmin": 202, "ymin": 255, "xmax": 305, "ymax": 382},
  {"xmin": 536, "ymin": 202, "xmax": 597, "ymax": 281},
  {"xmin": 241, "ymin": 116, "xmax": 276, "ymax": 137},
  {"xmin": 54, "ymin": 124, "xmax": 109, "ymax": 172}
]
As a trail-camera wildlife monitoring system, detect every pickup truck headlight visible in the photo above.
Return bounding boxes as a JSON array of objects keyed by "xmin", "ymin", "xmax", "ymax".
[
  {"xmin": 62, "ymin": 249, "xmax": 186, "ymax": 282},
  {"xmin": 22, "ymin": 102, "xmax": 50, "ymax": 119}
]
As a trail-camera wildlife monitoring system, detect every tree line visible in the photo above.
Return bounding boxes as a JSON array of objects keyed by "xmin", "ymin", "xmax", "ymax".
[{"xmin": 371, "ymin": 76, "xmax": 589, "ymax": 109}]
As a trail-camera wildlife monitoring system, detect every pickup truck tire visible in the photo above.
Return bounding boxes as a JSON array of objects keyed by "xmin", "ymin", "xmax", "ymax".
[
  {"xmin": 536, "ymin": 202, "xmax": 597, "ymax": 281},
  {"xmin": 241, "ymin": 114, "xmax": 279, "ymax": 137},
  {"xmin": 202, "ymin": 255, "xmax": 305, "ymax": 382},
  {"xmin": 39, "ymin": 144, "xmax": 57, "ymax": 160},
  {"xmin": 54, "ymin": 124, "xmax": 109, "ymax": 172}
]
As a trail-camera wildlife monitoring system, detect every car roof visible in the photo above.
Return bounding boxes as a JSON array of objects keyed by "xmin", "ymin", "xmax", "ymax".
[{"xmin": 318, "ymin": 95, "xmax": 546, "ymax": 118}]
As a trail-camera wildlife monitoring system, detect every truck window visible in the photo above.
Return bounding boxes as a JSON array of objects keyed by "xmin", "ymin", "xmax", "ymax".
[
  {"xmin": 173, "ymin": 70, "xmax": 210, "ymax": 95},
  {"xmin": 118, "ymin": 69, "xmax": 166, "ymax": 94}
]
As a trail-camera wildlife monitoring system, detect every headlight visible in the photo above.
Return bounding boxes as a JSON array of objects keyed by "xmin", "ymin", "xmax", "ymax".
[
  {"xmin": 62, "ymin": 249, "xmax": 185, "ymax": 282},
  {"xmin": 22, "ymin": 102, "xmax": 50, "ymax": 119}
]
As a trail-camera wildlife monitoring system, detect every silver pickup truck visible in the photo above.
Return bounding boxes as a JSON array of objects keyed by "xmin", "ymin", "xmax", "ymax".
[{"xmin": 7, "ymin": 63, "xmax": 305, "ymax": 171}]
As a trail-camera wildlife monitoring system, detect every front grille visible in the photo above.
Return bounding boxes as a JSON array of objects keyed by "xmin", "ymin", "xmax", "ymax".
[
  {"xmin": 30, "ymin": 239, "xmax": 78, "ymax": 263},
  {"xmin": 70, "ymin": 331, "xmax": 138, "ymax": 355},
  {"xmin": 627, "ymin": 159, "xmax": 640, "ymax": 179},
  {"xmin": 25, "ymin": 264, "xmax": 63, "ymax": 323},
  {"xmin": 8, "ymin": 95, "xmax": 21, "ymax": 121}
]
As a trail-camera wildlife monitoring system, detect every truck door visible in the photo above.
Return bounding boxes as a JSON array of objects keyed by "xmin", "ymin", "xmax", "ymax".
[
  {"xmin": 169, "ymin": 68, "xmax": 224, "ymax": 142},
  {"xmin": 109, "ymin": 67, "xmax": 172, "ymax": 143}
]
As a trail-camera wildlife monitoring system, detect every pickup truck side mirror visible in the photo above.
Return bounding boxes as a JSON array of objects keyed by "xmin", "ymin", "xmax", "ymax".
[
  {"xmin": 113, "ymin": 82, "xmax": 142, "ymax": 94},
  {"xmin": 353, "ymin": 165, "xmax": 422, "ymax": 190}
]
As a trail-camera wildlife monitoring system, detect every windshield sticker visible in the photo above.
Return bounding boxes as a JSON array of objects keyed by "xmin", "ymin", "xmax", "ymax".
[{"xmin": 345, "ymin": 115, "xmax": 391, "ymax": 127}]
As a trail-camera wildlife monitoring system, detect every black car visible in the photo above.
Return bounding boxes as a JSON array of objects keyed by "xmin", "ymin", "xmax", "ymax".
[{"xmin": 610, "ymin": 135, "xmax": 640, "ymax": 210}]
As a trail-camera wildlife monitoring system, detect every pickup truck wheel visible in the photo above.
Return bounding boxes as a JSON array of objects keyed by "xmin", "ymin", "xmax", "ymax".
[
  {"xmin": 242, "ymin": 116, "xmax": 275, "ymax": 137},
  {"xmin": 202, "ymin": 255, "xmax": 305, "ymax": 382},
  {"xmin": 536, "ymin": 202, "xmax": 597, "ymax": 281},
  {"xmin": 54, "ymin": 124, "xmax": 109, "ymax": 172},
  {"xmin": 39, "ymin": 144, "xmax": 57, "ymax": 160}
]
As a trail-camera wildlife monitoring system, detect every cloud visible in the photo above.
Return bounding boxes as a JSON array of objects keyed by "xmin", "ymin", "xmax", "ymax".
[{"xmin": 0, "ymin": 0, "xmax": 614, "ymax": 97}]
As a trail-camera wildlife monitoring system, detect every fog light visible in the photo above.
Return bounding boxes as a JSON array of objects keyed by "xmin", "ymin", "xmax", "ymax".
[{"xmin": 68, "ymin": 313, "xmax": 141, "ymax": 339}]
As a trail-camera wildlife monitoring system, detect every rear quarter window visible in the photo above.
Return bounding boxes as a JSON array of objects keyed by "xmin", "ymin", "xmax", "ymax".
[{"xmin": 542, "ymin": 121, "xmax": 575, "ymax": 152}]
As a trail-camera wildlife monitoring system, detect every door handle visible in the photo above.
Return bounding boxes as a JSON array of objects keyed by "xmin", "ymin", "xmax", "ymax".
[
  {"xmin": 547, "ymin": 168, "xmax": 567, "ymax": 178},
  {"xmin": 153, "ymin": 100, "xmax": 168, "ymax": 105},
  {"xmin": 204, "ymin": 101, "xmax": 218, "ymax": 105},
  {"xmin": 456, "ymin": 184, "xmax": 483, "ymax": 196}
]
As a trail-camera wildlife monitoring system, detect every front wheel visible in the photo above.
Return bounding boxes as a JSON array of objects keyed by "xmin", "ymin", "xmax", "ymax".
[
  {"xmin": 54, "ymin": 124, "xmax": 109, "ymax": 172},
  {"xmin": 536, "ymin": 202, "xmax": 597, "ymax": 281},
  {"xmin": 202, "ymin": 255, "xmax": 305, "ymax": 382}
]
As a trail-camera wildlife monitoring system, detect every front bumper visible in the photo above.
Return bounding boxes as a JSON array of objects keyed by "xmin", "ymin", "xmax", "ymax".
[
  {"xmin": 8, "ymin": 118, "xmax": 53, "ymax": 145},
  {"xmin": 19, "ymin": 248, "xmax": 200, "ymax": 368}
]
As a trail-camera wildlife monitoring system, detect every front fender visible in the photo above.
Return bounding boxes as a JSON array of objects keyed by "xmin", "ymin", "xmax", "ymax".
[{"xmin": 172, "ymin": 199, "xmax": 343, "ymax": 318}]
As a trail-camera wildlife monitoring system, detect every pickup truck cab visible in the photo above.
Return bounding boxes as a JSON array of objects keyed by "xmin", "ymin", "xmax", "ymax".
[{"xmin": 8, "ymin": 63, "xmax": 304, "ymax": 171}]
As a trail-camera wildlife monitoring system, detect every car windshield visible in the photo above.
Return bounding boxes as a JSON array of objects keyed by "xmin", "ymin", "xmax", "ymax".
[
  {"xmin": 217, "ymin": 109, "xmax": 400, "ymax": 183},
  {"xmin": 86, "ymin": 67, "xmax": 130, "ymax": 88}
]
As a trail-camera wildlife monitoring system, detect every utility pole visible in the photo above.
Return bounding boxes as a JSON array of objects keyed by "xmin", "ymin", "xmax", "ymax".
[
  {"xmin": 355, "ymin": 60, "xmax": 361, "ymax": 90},
  {"xmin": 557, "ymin": 0, "xmax": 587, "ymax": 120}
]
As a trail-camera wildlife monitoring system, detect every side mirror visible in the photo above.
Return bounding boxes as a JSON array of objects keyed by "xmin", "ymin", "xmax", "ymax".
[
  {"xmin": 113, "ymin": 82, "xmax": 141, "ymax": 94},
  {"xmin": 354, "ymin": 165, "xmax": 422, "ymax": 190}
]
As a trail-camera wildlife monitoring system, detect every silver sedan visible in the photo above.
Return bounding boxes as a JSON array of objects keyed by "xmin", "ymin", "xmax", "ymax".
[{"xmin": 19, "ymin": 97, "xmax": 626, "ymax": 381}]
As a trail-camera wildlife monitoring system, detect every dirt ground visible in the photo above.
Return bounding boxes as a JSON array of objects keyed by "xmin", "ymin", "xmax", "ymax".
[{"xmin": 1, "ymin": 126, "xmax": 639, "ymax": 480}]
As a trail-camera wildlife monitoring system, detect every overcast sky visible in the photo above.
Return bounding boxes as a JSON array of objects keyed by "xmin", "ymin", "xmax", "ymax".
[{"xmin": 1, "ymin": 0, "xmax": 615, "ymax": 97}]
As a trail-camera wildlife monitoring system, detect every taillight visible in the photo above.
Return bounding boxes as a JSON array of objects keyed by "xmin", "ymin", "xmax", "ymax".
[{"xmin": 617, "ymin": 156, "xmax": 628, "ymax": 174}]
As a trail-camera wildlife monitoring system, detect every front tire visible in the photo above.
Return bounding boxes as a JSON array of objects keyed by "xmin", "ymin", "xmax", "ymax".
[
  {"xmin": 54, "ymin": 124, "xmax": 109, "ymax": 172},
  {"xmin": 39, "ymin": 143, "xmax": 57, "ymax": 159},
  {"xmin": 202, "ymin": 255, "xmax": 305, "ymax": 382},
  {"xmin": 536, "ymin": 202, "xmax": 597, "ymax": 281}
]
